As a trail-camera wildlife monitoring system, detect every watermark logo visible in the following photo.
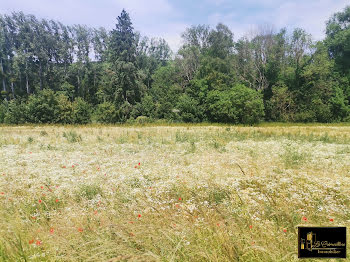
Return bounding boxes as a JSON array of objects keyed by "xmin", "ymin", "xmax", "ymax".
[{"xmin": 298, "ymin": 227, "xmax": 346, "ymax": 258}]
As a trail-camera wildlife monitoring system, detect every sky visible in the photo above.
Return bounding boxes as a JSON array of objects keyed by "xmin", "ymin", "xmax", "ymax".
[{"xmin": 0, "ymin": 0, "xmax": 349, "ymax": 52}]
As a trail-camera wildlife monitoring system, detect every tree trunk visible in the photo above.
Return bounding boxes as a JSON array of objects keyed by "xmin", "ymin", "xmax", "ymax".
[
  {"xmin": 25, "ymin": 60, "xmax": 29, "ymax": 94},
  {"xmin": 39, "ymin": 61, "xmax": 43, "ymax": 90},
  {"xmin": 0, "ymin": 58, "xmax": 6, "ymax": 92}
]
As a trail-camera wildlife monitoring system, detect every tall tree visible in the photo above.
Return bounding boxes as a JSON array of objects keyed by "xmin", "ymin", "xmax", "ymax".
[{"xmin": 108, "ymin": 9, "xmax": 140, "ymax": 104}]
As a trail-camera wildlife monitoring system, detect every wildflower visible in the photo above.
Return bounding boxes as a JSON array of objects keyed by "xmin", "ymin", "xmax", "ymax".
[
  {"xmin": 78, "ymin": 227, "xmax": 83, "ymax": 232},
  {"xmin": 40, "ymin": 186, "xmax": 44, "ymax": 189},
  {"xmin": 38, "ymin": 199, "xmax": 42, "ymax": 204},
  {"xmin": 50, "ymin": 228, "xmax": 54, "ymax": 234},
  {"xmin": 55, "ymin": 199, "xmax": 59, "ymax": 203},
  {"xmin": 329, "ymin": 218, "xmax": 334, "ymax": 222},
  {"xmin": 178, "ymin": 197, "xmax": 182, "ymax": 201},
  {"xmin": 175, "ymin": 204, "xmax": 180, "ymax": 208},
  {"xmin": 32, "ymin": 216, "xmax": 36, "ymax": 220},
  {"xmin": 35, "ymin": 240, "xmax": 41, "ymax": 246},
  {"xmin": 138, "ymin": 162, "xmax": 140, "ymax": 166},
  {"xmin": 137, "ymin": 214, "xmax": 141, "ymax": 218},
  {"xmin": 283, "ymin": 228, "xmax": 287, "ymax": 233},
  {"xmin": 62, "ymin": 165, "xmax": 66, "ymax": 168},
  {"xmin": 29, "ymin": 239, "xmax": 34, "ymax": 244},
  {"xmin": 302, "ymin": 216, "xmax": 307, "ymax": 221},
  {"xmin": 249, "ymin": 225, "xmax": 253, "ymax": 229},
  {"xmin": 0, "ymin": 192, "xmax": 4, "ymax": 195},
  {"xmin": 134, "ymin": 166, "xmax": 137, "ymax": 168},
  {"xmin": 72, "ymin": 165, "xmax": 75, "ymax": 168}
]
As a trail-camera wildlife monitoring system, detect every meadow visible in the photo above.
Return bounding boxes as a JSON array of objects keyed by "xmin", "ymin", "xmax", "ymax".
[{"xmin": 0, "ymin": 124, "xmax": 349, "ymax": 261}]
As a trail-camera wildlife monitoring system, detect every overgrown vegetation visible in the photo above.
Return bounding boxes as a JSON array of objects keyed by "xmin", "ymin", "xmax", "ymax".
[
  {"xmin": 0, "ymin": 6, "xmax": 349, "ymax": 124},
  {"xmin": 0, "ymin": 125, "xmax": 349, "ymax": 261}
]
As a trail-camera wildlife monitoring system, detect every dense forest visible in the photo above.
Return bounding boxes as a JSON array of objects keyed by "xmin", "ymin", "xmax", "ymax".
[{"xmin": 0, "ymin": 6, "xmax": 349, "ymax": 124}]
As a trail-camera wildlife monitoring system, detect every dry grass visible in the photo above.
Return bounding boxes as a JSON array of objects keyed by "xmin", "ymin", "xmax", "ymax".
[{"xmin": 0, "ymin": 124, "xmax": 349, "ymax": 261}]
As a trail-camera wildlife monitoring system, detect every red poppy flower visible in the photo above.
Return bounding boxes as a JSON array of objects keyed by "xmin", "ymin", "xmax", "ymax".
[
  {"xmin": 134, "ymin": 166, "xmax": 137, "ymax": 168},
  {"xmin": 78, "ymin": 228, "xmax": 83, "ymax": 232},
  {"xmin": 249, "ymin": 225, "xmax": 253, "ymax": 229},
  {"xmin": 62, "ymin": 166, "xmax": 66, "ymax": 168},
  {"xmin": 29, "ymin": 239, "xmax": 34, "ymax": 244},
  {"xmin": 40, "ymin": 186, "xmax": 44, "ymax": 189},
  {"xmin": 283, "ymin": 228, "xmax": 287, "ymax": 233},
  {"xmin": 55, "ymin": 199, "xmax": 59, "ymax": 203},
  {"xmin": 175, "ymin": 204, "xmax": 180, "ymax": 208},
  {"xmin": 302, "ymin": 216, "xmax": 307, "ymax": 221},
  {"xmin": 50, "ymin": 228, "xmax": 54, "ymax": 234},
  {"xmin": 138, "ymin": 214, "xmax": 141, "ymax": 218},
  {"xmin": 329, "ymin": 218, "xmax": 334, "ymax": 222},
  {"xmin": 72, "ymin": 165, "xmax": 75, "ymax": 168},
  {"xmin": 38, "ymin": 199, "xmax": 42, "ymax": 204},
  {"xmin": 138, "ymin": 162, "xmax": 140, "ymax": 166},
  {"xmin": 36, "ymin": 240, "xmax": 41, "ymax": 245},
  {"xmin": 32, "ymin": 216, "xmax": 36, "ymax": 220},
  {"xmin": 178, "ymin": 197, "xmax": 182, "ymax": 201}
]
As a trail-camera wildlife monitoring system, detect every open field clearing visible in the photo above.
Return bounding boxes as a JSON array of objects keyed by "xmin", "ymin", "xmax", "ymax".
[{"xmin": 0, "ymin": 124, "xmax": 349, "ymax": 261}]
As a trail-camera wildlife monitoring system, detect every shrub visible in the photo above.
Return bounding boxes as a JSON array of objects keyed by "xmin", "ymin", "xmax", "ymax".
[
  {"xmin": 93, "ymin": 102, "xmax": 118, "ymax": 123},
  {"xmin": 176, "ymin": 94, "xmax": 202, "ymax": 122},
  {"xmin": 56, "ymin": 94, "xmax": 74, "ymax": 124},
  {"xmin": 207, "ymin": 84, "xmax": 265, "ymax": 124},
  {"xmin": 27, "ymin": 89, "xmax": 59, "ymax": 123},
  {"xmin": 0, "ymin": 102, "xmax": 6, "ymax": 123},
  {"xmin": 4, "ymin": 99, "xmax": 27, "ymax": 124},
  {"xmin": 73, "ymin": 98, "xmax": 91, "ymax": 124},
  {"xmin": 63, "ymin": 130, "xmax": 82, "ymax": 143}
]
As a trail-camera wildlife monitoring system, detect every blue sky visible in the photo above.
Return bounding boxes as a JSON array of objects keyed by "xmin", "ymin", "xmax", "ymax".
[{"xmin": 1, "ymin": 0, "xmax": 349, "ymax": 51}]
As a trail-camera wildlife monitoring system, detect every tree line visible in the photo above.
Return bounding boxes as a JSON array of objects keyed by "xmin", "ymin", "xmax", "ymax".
[{"xmin": 0, "ymin": 6, "xmax": 349, "ymax": 124}]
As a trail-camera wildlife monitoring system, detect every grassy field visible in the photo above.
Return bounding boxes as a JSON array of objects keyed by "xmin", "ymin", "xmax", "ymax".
[{"xmin": 0, "ymin": 124, "xmax": 349, "ymax": 261}]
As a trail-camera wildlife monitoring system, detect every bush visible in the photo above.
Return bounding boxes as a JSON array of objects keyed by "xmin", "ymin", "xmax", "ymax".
[
  {"xmin": 0, "ymin": 102, "xmax": 6, "ymax": 123},
  {"xmin": 176, "ymin": 94, "xmax": 202, "ymax": 122},
  {"xmin": 63, "ymin": 130, "xmax": 82, "ymax": 143},
  {"xmin": 207, "ymin": 84, "xmax": 265, "ymax": 124},
  {"xmin": 56, "ymin": 94, "xmax": 74, "ymax": 124},
  {"xmin": 73, "ymin": 98, "xmax": 91, "ymax": 124},
  {"xmin": 93, "ymin": 102, "xmax": 118, "ymax": 123},
  {"xmin": 4, "ymin": 99, "xmax": 27, "ymax": 124},
  {"xmin": 27, "ymin": 89, "xmax": 59, "ymax": 123}
]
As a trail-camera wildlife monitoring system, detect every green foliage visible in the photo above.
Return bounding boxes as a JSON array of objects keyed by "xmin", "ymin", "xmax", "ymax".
[
  {"xmin": 56, "ymin": 94, "xmax": 74, "ymax": 124},
  {"xmin": 27, "ymin": 89, "xmax": 59, "ymax": 123},
  {"xmin": 4, "ymin": 99, "xmax": 27, "ymax": 124},
  {"xmin": 0, "ymin": 102, "xmax": 6, "ymax": 123},
  {"xmin": 1, "ymin": 8, "xmax": 350, "ymax": 125},
  {"xmin": 93, "ymin": 102, "xmax": 118, "ymax": 123},
  {"xmin": 267, "ymin": 83, "xmax": 295, "ymax": 121},
  {"xmin": 63, "ymin": 130, "xmax": 82, "ymax": 143},
  {"xmin": 207, "ymin": 84, "xmax": 265, "ymax": 124},
  {"xmin": 72, "ymin": 98, "xmax": 91, "ymax": 124},
  {"xmin": 176, "ymin": 94, "xmax": 202, "ymax": 122}
]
